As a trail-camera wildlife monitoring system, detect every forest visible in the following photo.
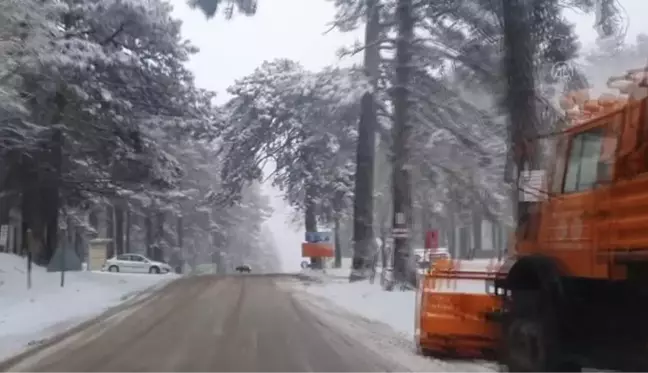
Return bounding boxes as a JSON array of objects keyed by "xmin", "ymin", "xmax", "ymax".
[{"xmin": 1, "ymin": 0, "xmax": 643, "ymax": 280}]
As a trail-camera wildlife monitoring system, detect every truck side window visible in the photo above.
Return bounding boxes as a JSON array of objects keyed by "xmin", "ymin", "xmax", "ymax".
[{"xmin": 563, "ymin": 128, "xmax": 605, "ymax": 193}]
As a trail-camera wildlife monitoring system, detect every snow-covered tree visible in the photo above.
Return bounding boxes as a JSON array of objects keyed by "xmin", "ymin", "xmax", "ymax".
[
  {"xmin": 218, "ymin": 59, "xmax": 368, "ymax": 265},
  {"xmin": 221, "ymin": 59, "xmax": 367, "ymax": 204},
  {"xmin": 326, "ymin": 0, "xmax": 617, "ymax": 268},
  {"xmin": 187, "ymin": 0, "xmax": 257, "ymax": 19},
  {"xmin": 0, "ymin": 0, "xmax": 276, "ymax": 268}
]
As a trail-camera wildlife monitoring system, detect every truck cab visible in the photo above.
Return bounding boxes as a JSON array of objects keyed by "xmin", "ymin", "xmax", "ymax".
[
  {"xmin": 517, "ymin": 77, "xmax": 648, "ymax": 281},
  {"xmin": 500, "ymin": 70, "xmax": 648, "ymax": 371}
]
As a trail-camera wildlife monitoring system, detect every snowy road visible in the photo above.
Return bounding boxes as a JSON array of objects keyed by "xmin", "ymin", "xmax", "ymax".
[{"xmin": 6, "ymin": 275, "xmax": 418, "ymax": 372}]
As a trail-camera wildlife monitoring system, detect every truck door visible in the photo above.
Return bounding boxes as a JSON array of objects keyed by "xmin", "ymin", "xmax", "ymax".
[
  {"xmin": 591, "ymin": 114, "xmax": 621, "ymax": 277},
  {"xmin": 551, "ymin": 126, "xmax": 606, "ymax": 278}
]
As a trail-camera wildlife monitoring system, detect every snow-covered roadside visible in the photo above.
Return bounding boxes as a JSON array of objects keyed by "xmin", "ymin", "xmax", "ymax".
[
  {"xmin": 303, "ymin": 280, "xmax": 415, "ymax": 337},
  {"xmin": 286, "ymin": 280, "xmax": 496, "ymax": 372},
  {"xmin": 299, "ymin": 259, "xmax": 503, "ymax": 327},
  {"xmin": 0, "ymin": 253, "xmax": 178, "ymax": 361}
]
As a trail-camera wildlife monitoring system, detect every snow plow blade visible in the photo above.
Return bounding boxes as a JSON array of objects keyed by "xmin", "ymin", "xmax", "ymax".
[{"xmin": 416, "ymin": 259, "xmax": 503, "ymax": 360}]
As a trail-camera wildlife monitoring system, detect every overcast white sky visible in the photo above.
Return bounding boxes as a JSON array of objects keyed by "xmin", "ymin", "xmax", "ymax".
[{"xmin": 169, "ymin": 0, "xmax": 647, "ymax": 271}]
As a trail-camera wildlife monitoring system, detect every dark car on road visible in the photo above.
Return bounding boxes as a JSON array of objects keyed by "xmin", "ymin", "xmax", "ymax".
[{"xmin": 235, "ymin": 264, "xmax": 251, "ymax": 273}]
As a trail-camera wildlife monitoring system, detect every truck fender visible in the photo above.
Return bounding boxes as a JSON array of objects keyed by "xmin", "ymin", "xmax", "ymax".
[{"xmin": 504, "ymin": 255, "xmax": 564, "ymax": 299}]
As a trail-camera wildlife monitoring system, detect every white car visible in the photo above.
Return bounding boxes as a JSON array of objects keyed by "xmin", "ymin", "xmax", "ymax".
[{"xmin": 103, "ymin": 253, "xmax": 172, "ymax": 274}]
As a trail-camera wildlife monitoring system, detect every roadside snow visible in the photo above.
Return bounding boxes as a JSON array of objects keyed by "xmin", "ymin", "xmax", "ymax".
[
  {"xmin": 304, "ymin": 280, "xmax": 415, "ymax": 338},
  {"xmin": 287, "ymin": 279, "xmax": 496, "ymax": 372},
  {"xmin": 0, "ymin": 253, "xmax": 178, "ymax": 361},
  {"xmin": 300, "ymin": 259, "xmax": 502, "ymax": 336}
]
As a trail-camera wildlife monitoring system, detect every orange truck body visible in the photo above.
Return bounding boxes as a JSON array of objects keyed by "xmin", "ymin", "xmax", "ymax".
[
  {"xmin": 517, "ymin": 95, "xmax": 648, "ymax": 280},
  {"xmin": 416, "ymin": 70, "xmax": 648, "ymax": 369},
  {"xmin": 416, "ymin": 259, "xmax": 502, "ymax": 359}
]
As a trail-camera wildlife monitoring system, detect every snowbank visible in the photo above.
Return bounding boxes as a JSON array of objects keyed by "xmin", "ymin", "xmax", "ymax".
[
  {"xmin": 304, "ymin": 280, "xmax": 415, "ymax": 338},
  {"xmin": 290, "ymin": 279, "xmax": 495, "ymax": 372},
  {"xmin": 0, "ymin": 253, "xmax": 178, "ymax": 361},
  {"xmin": 301, "ymin": 258, "xmax": 502, "ymax": 337}
]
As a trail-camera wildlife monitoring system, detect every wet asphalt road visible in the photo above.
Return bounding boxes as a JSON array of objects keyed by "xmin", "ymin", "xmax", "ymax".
[{"xmin": 9, "ymin": 275, "xmax": 404, "ymax": 372}]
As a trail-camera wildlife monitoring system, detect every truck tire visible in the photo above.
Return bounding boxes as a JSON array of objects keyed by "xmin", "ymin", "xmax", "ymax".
[{"xmin": 503, "ymin": 289, "xmax": 568, "ymax": 371}]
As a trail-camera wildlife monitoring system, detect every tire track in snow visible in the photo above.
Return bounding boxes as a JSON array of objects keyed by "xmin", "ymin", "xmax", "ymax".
[{"xmin": 282, "ymin": 279, "xmax": 498, "ymax": 372}]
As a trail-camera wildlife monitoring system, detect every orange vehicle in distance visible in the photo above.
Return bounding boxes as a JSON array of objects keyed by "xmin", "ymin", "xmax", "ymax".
[{"xmin": 416, "ymin": 67, "xmax": 648, "ymax": 372}]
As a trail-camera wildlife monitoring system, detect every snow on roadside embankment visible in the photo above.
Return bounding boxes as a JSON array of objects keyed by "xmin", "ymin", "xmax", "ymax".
[
  {"xmin": 0, "ymin": 253, "xmax": 178, "ymax": 361},
  {"xmin": 300, "ymin": 259, "xmax": 501, "ymax": 338},
  {"xmin": 305, "ymin": 279, "xmax": 415, "ymax": 338},
  {"xmin": 291, "ymin": 269, "xmax": 496, "ymax": 372}
]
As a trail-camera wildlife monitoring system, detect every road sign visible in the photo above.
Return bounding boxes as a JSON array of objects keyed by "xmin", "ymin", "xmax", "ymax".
[
  {"xmin": 425, "ymin": 230, "xmax": 438, "ymax": 250},
  {"xmin": 301, "ymin": 243, "xmax": 334, "ymax": 258},
  {"xmin": 392, "ymin": 227, "xmax": 409, "ymax": 238},
  {"xmin": 305, "ymin": 231, "xmax": 332, "ymax": 244},
  {"xmin": 303, "ymin": 231, "xmax": 334, "ymax": 258},
  {"xmin": 519, "ymin": 169, "xmax": 546, "ymax": 202}
]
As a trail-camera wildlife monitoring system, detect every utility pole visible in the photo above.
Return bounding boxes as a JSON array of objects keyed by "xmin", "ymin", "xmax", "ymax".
[{"xmin": 391, "ymin": 0, "xmax": 414, "ymax": 287}]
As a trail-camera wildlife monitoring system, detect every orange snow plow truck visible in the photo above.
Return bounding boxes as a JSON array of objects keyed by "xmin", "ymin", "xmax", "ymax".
[{"xmin": 416, "ymin": 68, "xmax": 648, "ymax": 372}]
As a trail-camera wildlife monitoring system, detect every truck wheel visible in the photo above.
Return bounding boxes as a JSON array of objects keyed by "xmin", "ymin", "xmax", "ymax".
[
  {"xmin": 503, "ymin": 290, "xmax": 564, "ymax": 372},
  {"xmin": 505, "ymin": 314, "xmax": 548, "ymax": 371}
]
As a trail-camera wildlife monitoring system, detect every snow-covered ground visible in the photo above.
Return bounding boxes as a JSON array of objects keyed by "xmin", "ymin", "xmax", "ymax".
[
  {"xmin": 300, "ymin": 258, "xmax": 502, "ymax": 336},
  {"xmin": 0, "ymin": 253, "xmax": 178, "ymax": 361},
  {"xmin": 289, "ymin": 270, "xmax": 496, "ymax": 372},
  {"xmin": 305, "ymin": 279, "xmax": 415, "ymax": 337}
]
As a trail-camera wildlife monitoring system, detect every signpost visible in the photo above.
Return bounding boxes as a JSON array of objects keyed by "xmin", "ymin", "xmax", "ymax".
[
  {"xmin": 519, "ymin": 169, "xmax": 546, "ymax": 202},
  {"xmin": 425, "ymin": 230, "xmax": 439, "ymax": 250},
  {"xmin": 302, "ymin": 231, "xmax": 334, "ymax": 259},
  {"xmin": 392, "ymin": 212, "xmax": 409, "ymax": 238},
  {"xmin": 0, "ymin": 225, "xmax": 8, "ymax": 251},
  {"xmin": 423, "ymin": 229, "xmax": 440, "ymax": 267},
  {"xmin": 88, "ymin": 238, "xmax": 111, "ymax": 271}
]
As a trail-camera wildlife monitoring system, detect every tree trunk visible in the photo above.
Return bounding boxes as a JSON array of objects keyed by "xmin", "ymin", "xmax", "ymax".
[
  {"xmin": 492, "ymin": 220, "xmax": 500, "ymax": 253},
  {"xmin": 502, "ymin": 0, "xmax": 538, "ymax": 227},
  {"xmin": 471, "ymin": 207, "xmax": 482, "ymax": 259},
  {"xmin": 334, "ymin": 215, "xmax": 341, "ymax": 268},
  {"xmin": 44, "ymin": 128, "xmax": 64, "ymax": 265},
  {"xmin": 20, "ymin": 190, "xmax": 29, "ymax": 258},
  {"xmin": 43, "ymin": 90, "xmax": 67, "ymax": 265},
  {"xmin": 391, "ymin": 0, "xmax": 414, "ymax": 287},
  {"xmin": 106, "ymin": 204, "xmax": 115, "ymax": 258},
  {"xmin": 176, "ymin": 215, "xmax": 184, "ymax": 273},
  {"xmin": 125, "ymin": 209, "xmax": 131, "ymax": 253},
  {"xmin": 350, "ymin": 0, "xmax": 381, "ymax": 280},
  {"xmin": 304, "ymin": 182, "xmax": 320, "ymax": 268},
  {"xmin": 145, "ymin": 212, "xmax": 153, "ymax": 258},
  {"xmin": 155, "ymin": 211, "xmax": 165, "ymax": 261},
  {"xmin": 446, "ymin": 205, "xmax": 456, "ymax": 257},
  {"xmin": 380, "ymin": 225, "xmax": 388, "ymax": 269},
  {"xmin": 177, "ymin": 215, "xmax": 183, "ymax": 248},
  {"xmin": 66, "ymin": 215, "xmax": 74, "ymax": 252},
  {"xmin": 114, "ymin": 202, "xmax": 124, "ymax": 255},
  {"xmin": 351, "ymin": 93, "xmax": 377, "ymax": 278}
]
